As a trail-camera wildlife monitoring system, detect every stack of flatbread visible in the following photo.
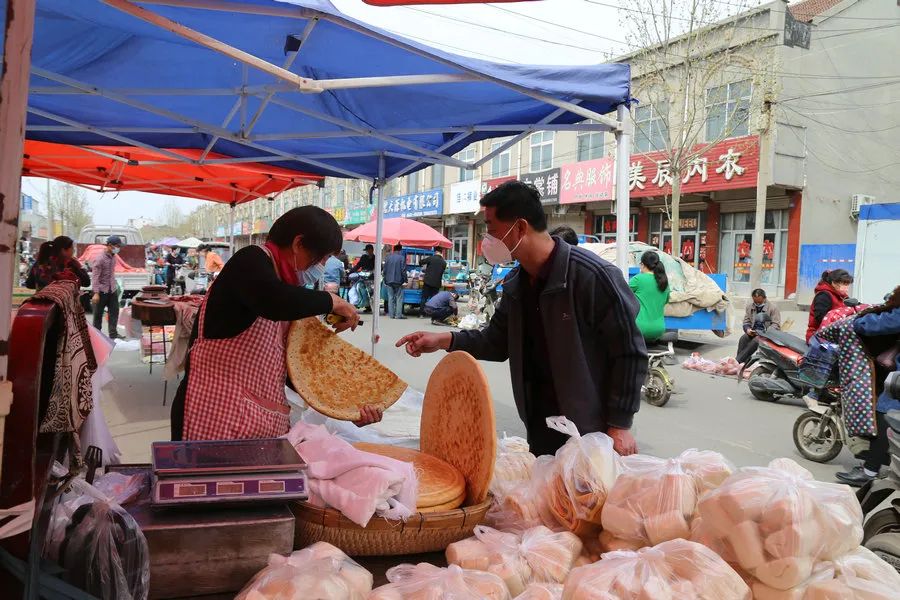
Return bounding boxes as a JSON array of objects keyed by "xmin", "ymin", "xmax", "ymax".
[
  {"xmin": 286, "ymin": 318, "xmax": 407, "ymax": 421},
  {"xmin": 354, "ymin": 443, "xmax": 467, "ymax": 513}
]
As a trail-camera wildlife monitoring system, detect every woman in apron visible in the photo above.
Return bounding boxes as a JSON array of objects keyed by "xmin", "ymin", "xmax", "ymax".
[{"xmin": 172, "ymin": 206, "xmax": 381, "ymax": 440}]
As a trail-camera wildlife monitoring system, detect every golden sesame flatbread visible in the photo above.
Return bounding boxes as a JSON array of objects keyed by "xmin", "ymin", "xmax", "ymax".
[
  {"xmin": 286, "ymin": 317, "xmax": 407, "ymax": 421},
  {"xmin": 418, "ymin": 491, "xmax": 466, "ymax": 513},
  {"xmin": 420, "ymin": 351, "xmax": 496, "ymax": 505},
  {"xmin": 353, "ymin": 442, "xmax": 466, "ymax": 508}
]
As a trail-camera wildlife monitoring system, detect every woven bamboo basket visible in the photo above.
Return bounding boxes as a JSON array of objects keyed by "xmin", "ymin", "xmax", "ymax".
[{"xmin": 292, "ymin": 497, "xmax": 492, "ymax": 556}]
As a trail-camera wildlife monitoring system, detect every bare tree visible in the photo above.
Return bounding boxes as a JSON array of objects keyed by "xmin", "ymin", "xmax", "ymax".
[
  {"xmin": 620, "ymin": 0, "xmax": 769, "ymax": 255},
  {"xmin": 48, "ymin": 182, "xmax": 93, "ymax": 238}
]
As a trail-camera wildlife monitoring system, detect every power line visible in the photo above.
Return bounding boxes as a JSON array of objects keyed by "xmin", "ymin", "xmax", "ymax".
[
  {"xmin": 783, "ymin": 121, "xmax": 900, "ymax": 174},
  {"xmin": 779, "ymin": 102, "xmax": 900, "ymax": 134},
  {"xmin": 779, "ymin": 78, "xmax": 900, "ymax": 102}
]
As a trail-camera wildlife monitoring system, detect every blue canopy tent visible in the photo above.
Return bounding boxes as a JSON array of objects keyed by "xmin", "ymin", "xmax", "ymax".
[{"xmin": 9, "ymin": 0, "xmax": 634, "ymax": 353}]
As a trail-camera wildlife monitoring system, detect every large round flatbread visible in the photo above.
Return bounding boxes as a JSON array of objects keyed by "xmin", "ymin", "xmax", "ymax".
[
  {"xmin": 286, "ymin": 317, "xmax": 407, "ymax": 421},
  {"xmin": 420, "ymin": 351, "xmax": 496, "ymax": 505},
  {"xmin": 418, "ymin": 491, "xmax": 465, "ymax": 513},
  {"xmin": 353, "ymin": 443, "xmax": 466, "ymax": 508}
]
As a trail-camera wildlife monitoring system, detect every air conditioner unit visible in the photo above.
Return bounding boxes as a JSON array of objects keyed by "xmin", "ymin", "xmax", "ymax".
[
  {"xmin": 552, "ymin": 205, "xmax": 568, "ymax": 216},
  {"xmin": 444, "ymin": 215, "xmax": 458, "ymax": 227},
  {"xmin": 850, "ymin": 194, "xmax": 875, "ymax": 219}
]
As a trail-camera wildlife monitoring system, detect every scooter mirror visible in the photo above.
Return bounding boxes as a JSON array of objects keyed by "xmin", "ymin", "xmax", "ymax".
[{"xmin": 843, "ymin": 297, "xmax": 860, "ymax": 307}]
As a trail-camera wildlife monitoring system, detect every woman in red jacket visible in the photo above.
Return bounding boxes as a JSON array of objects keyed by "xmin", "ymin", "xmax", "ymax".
[{"xmin": 806, "ymin": 269, "xmax": 853, "ymax": 342}]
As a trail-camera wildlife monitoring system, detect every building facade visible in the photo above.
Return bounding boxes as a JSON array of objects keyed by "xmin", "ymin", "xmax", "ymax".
[{"xmin": 195, "ymin": 0, "xmax": 898, "ymax": 303}]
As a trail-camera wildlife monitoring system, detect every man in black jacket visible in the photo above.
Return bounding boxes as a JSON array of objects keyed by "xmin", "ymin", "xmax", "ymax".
[
  {"xmin": 397, "ymin": 181, "xmax": 647, "ymax": 456},
  {"xmin": 419, "ymin": 248, "xmax": 446, "ymax": 317}
]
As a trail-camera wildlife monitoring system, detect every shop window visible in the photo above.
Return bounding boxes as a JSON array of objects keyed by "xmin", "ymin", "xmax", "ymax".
[
  {"xmin": 577, "ymin": 121, "xmax": 605, "ymax": 161},
  {"xmin": 648, "ymin": 211, "xmax": 707, "ymax": 269},
  {"xmin": 634, "ymin": 105, "xmax": 668, "ymax": 153},
  {"xmin": 530, "ymin": 131, "xmax": 554, "ymax": 172},
  {"xmin": 490, "ymin": 139, "xmax": 512, "ymax": 177},
  {"xmin": 705, "ymin": 80, "xmax": 751, "ymax": 141},
  {"xmin": 594, "ymin": 214, "xmax": 638, "ymax": 243},
  {"xmin": 719, "ymin": 209, "xmax": 787, "ymax": 287},
  {"xmin": 432, "ymin": 165, "xmax": 444, "ymax": 189},
  {"xmin": 456, "ymin": 147, "xmax": 477, "ymax": 182},
  {"xmin": 407, "ymin": 171, "xmax": 419, "ymax": 194}
]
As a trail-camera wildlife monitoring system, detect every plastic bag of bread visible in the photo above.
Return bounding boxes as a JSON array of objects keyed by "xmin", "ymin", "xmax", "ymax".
[
  {"xmin": 369, "ymin": 563, "xmax": 510, "ymax": 599},
  {"xmin": 491, "ymin": 435, "xmax": 537, "ymax": 501},
  {"xmin": 235, "ymin": 542, "xmax": 372, "ymax": 600},
  {"xmin": 601, "ymin": 449, "xmax": 733, "ymax": 547},
  {"xmin": 489, "ymin": 456, "xmax": 564, "ymax": 533},
  {"xmin": 515, "ymin": 582, "xmax": 563, "ymax": 600},
  {"xmin": 562, "ymin": 539, "xmax": 751, "ymax": 600},
  {"xmin": 695, "ymin": 458, "xmax": 862, "ymax": 591},
  {"xmin": 545, "ymin": 417, "xmax": 620, "ymax": 537},
  {"xmin": 446, "ymin": 526, "xmax": 582, "ymax": 595}
]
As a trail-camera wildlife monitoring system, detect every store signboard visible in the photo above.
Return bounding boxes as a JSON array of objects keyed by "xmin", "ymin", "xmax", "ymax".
[
  {"xmin": 232, "ymin": 221, "xmax": 242, "ymax": 235},
  {"xmin": 481, "ymin": 176, "xmax": 515, "ymax": 196},
  {"xmin": 629, "ymin": 135, "xmax": 759, "ymax": 198},
  {"xmin": 384, "ymin": 188, "xmax": 443, "ymax": 219},
  {"xmin": 242, "ymin": 221, "xmax": 251, "ymax": 235},
  {"xmin": 560, "ymin": 157, "xmax": 614, "ymax": 204},
  {"xmin": 449, "ymin": 180, "xmax": 482, "ymax": 214},
  {"xmin": 252, "ymin": 219, "xmax": 269, "ymax": 234},
  {"xmin": 345, "ymin": 205, "xmax": 373, "ymax": 225},
  {"xmin": 520, "ymin": 168, "xmax": 560, "ymax": 205},
  {"xmin": 216, "ymin": 225, "xmax": 225, "ymax": 237}
]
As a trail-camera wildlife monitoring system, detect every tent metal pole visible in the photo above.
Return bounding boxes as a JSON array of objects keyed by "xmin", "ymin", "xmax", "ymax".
[
  {"xmin": 614, "ymin": 104, "xmax": 631, "ymax": 275},
  {"xmin": 229, "ymin": 202, "xmax": 235, "ymax": 252},
  {"xmin": 371, "ymin": 155, "xmax": 386, "ymax": 357},
  {"xmin": 473, "ymin": 106, "xmax": 569, "ymax": 169},
  {"xmin": 250, "ymin": 123, "xmax": 611, "ymax": 142}
]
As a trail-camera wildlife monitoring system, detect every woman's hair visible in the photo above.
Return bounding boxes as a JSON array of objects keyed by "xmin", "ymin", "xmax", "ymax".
[
  {"xmin": 267, "ymin": 205, "xmax": 343, "ymax": 260},
  {"xmin": 641, "ymin": 250, "xmax": 668, "ymax": 292},
  {"xmin": 858, "ymin": 284, "xmax": 900, "ymax": 318},
  {"xmin": 821, "ymin": 269, "xmax": 853, "ymax": 285},
  {"xmin": 35, "ymin": 236, "xmax": 74, "ymax": 265}
]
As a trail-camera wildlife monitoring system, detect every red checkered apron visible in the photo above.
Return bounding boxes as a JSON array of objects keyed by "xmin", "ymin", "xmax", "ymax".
[{"xmin": 183, "ymin": 247, "xmax": 291, "ymax": 440}]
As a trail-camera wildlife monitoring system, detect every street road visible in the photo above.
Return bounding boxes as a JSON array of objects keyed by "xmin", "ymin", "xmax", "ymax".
[{"xmin": 105, "ymin": 312, "xmax": 853, "ymax": 482}]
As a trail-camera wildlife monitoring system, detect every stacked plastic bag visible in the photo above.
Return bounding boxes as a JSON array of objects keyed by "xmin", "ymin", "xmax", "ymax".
[
  {"xmin": 369, "ymin": 563, "xmax": 510, "ymax": 599},
  {"xmin": 545, "ymin": 417, "xmax": 620, "ymax": 537},
  {"xmin": 490, "ymin": 435, "xmax": 537, "ymax": 500},
  {"xmin": 446, "ymin": 525, "xmax": 583, "ymax": 596},
  {"xmin": 562, "ymin": 539, "xmax": 751, "ymax": 599},
  {"xmin": 514, "ymin": 583, "xmax": 564, "ymax": 600},
  {"xmin": 694, "ymin": 459, "xmax": 863, "ymax": 596},
  {"xmin": 490, "ymin": 456, "xmax": 562, "ymax": 533},
  {"xmin": 600, "ymin": 450, "xmax": 733, "ymax": 551},
  {"xmin": 235, "ymin": 542, "xmax": 372, "ymax": 600}
]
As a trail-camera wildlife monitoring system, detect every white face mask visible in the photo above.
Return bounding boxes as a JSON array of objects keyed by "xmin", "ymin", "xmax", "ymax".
[
  {"xmin": 111, "ymin": 247, "xmax": 120, "ymax": 255},
  {"xmin": 299, "ymin": 263, "xmax": 325, "ymax": 287},
  {"xmin": 481, "ymin": 220, "xmax": 523, "ymax": 265}
]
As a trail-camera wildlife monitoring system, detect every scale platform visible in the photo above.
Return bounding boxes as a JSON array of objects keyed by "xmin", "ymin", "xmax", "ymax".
[{"xmin": 151, "ymin": 438, "xmax": 308, "ymax": 507}]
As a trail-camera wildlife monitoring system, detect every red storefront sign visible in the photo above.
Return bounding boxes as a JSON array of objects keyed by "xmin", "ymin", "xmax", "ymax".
[
  {"xmin": 629, "ymin": 135, "xmax": 759, "ymax": 198},
  {"xmin": 560, "ymin": 157, "xmax": 614, "ymax": 204},
  {"xmin": 481, "ymin": 176, "xmax": 515, "ymax": 196}
]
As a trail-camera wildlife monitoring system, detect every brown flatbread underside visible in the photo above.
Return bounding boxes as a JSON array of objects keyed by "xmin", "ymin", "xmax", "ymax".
[
  {"xmin": 420, "ymin": 351, "xmax": 496, "ymax": 505},
  {"xmin": 353, "ymin": 442, "xmax": 466, "ymax": 508},
  {"xmin": 286, "ymin": 318, "xmax": 407, "ymax": 421}
]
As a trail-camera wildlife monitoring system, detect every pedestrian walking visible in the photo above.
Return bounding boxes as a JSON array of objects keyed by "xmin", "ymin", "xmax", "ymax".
[
  {"xmin": 92, "ymin": 236, "xmax": 122, "ymax": 339},
  {"xmin": 383, "ymin": 243, "xmax": 407, "ymax": 319}
]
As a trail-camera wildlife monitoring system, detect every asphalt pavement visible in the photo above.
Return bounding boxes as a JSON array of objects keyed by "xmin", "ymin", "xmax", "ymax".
[{"xmin": 103, "ymin": 308, "xmax": 853, "ymax": 482}]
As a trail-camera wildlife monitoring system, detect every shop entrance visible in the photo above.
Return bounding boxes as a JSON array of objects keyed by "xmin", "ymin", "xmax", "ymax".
[
  {"xmin": 648, "ymin": 211, "xmax": 708, "ymax": 270},
  {"xmin": 718, "ymin": 210, "xmax": 787, "ymax": 298}
]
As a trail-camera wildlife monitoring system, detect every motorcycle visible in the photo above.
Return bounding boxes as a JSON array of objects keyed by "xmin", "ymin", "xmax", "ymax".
[
  {"xmin": 642, "ymin": 332, "xmax": 676, "ymax": 407},
  {"xmin": 468, "ymin": 271, "xmax": 500, "ymax": 325},
  {"xmin": 793, "ymin": 385, "xmax": 848, "ymax": 463},
  {"xmin": 349, "ymin": 271, "xmax": 375, "ymax": 312},
  {"xmin": 858, "ymin": 372, "xmax": 900, "ymax": 573}
]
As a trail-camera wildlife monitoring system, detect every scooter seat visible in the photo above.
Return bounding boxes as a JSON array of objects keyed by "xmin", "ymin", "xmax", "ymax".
[
  {"xmin": 657, "ymin": 331, "xmax": 678, "ymax": 343},
  {"xmin": 886, "ymin": 410, "xmax": 900, "ymax": 434},
  {"xmin": 764, "ymin": 330, "xmax": 809, "ymax": 355}
]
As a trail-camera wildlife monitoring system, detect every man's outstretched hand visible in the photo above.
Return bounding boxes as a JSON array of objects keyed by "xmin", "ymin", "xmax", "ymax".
[
  {"xmin": 395, "ymin": 331, "xmax": 452, "ymax": 357},
  {"xmin": 607, "ymin": 427, "xmax": 637, "ymax": 456}
]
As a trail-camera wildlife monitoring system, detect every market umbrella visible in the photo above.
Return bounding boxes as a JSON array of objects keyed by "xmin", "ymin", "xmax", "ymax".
[
  {"xmin": 158, "ymin": 237, "xmax": 180, "ymax": 247},
  {"xmin": 344, "ymin": 218, "xmax": 451, "ymax": 249},
  {"xmin": 176, "ymin": 237, "xmax": 203, "ymax": 249}
]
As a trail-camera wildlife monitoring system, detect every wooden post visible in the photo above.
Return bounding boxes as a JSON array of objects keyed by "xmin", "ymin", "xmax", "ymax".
[
  {"xmin": 0, "ymin": 0, "xmax": 36, "ymax": 378},
  {"xmin": 0, "ymin": 0, "xmax": 36, "ymax": 486}
]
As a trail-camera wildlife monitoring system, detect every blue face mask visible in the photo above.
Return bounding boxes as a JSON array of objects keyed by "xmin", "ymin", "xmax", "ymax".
[{"xmin": 299, "ymin": 263, "xmax": 325, "ymax": 287}]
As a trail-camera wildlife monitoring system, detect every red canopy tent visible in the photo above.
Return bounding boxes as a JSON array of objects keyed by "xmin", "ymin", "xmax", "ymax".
[
  {"xmin": 22, "ymin": 140, "xmax": 321, "ymax": 204},
  {"xmin": 344, "ymin": 217, "xmax": 452, "ymax": 248}
]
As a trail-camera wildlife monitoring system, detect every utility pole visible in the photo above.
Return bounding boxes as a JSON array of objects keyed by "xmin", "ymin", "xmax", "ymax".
[{"xmin": 749, "ymin": 66, "xmax": 777, "ymax": 292}]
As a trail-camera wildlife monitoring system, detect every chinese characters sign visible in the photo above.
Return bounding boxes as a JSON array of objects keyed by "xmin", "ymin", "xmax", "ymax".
[
  {"xmin": 481, "ymin": 176, "xmax": 515, "ymax": 196},
  {"xmin": 628, "ymin": 135, "xmax": 759, "ymax": 198},
  {"xmin": 383, "ymin": 188, "xmax": 443, "ymax": 219},
  {"xmin": 560, "ymin": 157, "xmax": 614, "ymax": 205},
  {"xmin": 449, "ymin": 180, "xmax": 482, "ymax": 214},
  {"xmin": 521, "ymin": 168, "xmax": 561, "ymax": 205}
]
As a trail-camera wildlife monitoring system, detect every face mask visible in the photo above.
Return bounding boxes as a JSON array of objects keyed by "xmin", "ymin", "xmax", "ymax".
[
  {"xmin": 111, "ymin": 248, "xmax": 120, "ymax": 255},
  {"xmin": 482, "ymin": 220, "xmax": 523, "ymax": 265},
  {"xmin": 299, "ymin": 263, "xmax": 325, "ymax": 287}
]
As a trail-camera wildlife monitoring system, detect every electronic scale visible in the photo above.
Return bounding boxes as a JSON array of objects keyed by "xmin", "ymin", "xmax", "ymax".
[{"xmin": 151, "ymin": 438, "xmax": 308, "ymax": 507}]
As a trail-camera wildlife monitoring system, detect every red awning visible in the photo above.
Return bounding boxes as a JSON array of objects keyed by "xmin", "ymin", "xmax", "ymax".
[
  {"xmin": 344, "ymin": 217, "xmax": 452, "ymax": 248},
  {"xmin": 22, "ymin": 140, "xmax": 321, "ymax": 204}
]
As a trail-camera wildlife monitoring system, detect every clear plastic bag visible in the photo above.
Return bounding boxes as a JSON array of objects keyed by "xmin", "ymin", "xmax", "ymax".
[
  {"xmin": 235, "ymin": 542, "xmax": 372, "ymax": 600},
  {"xmin": 488, "ymin": 456, "xmax": 562, "ymax": 533},
  {"xmin": 369, "ymin": 563, "xmax": 511, "ymax": 599},
  {"xmin": 695, "ymin": 458, "xmax": 862, "ymax": 591},
  {"xmin": 93, "ymin": 471, "xmax": 148, "ymax": 506},
  {"xmin": 600, "ymin": 449, "xmax": 733, "ymax": 547},
  {"xmin": 446, "ymin": 525, "xmax": 582, "ymax": 596},
  {"xmin": 514, "ymin": 582, "xmax": 563, "ymax": 600},
  {"xmin": 545, "ymin": 417, "xmax": 620, "ymax": 536},
  {"xmin": 43, "ymin": 465, "xmax": 150, "ymax": 600},
  {"xmin": 490, "ymin": 435, "xmax": 537, "ymax": 501},
  {"xmin": 562, "ymin": 539, "xmax": 751, "ymax": 600}
]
